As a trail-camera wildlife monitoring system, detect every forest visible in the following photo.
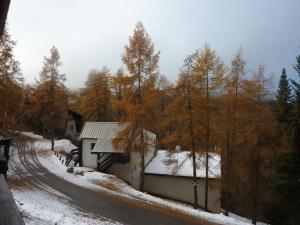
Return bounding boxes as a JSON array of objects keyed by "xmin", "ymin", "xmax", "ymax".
[{"xmin": 1, "ymin": 22, "xmax": 300, "ymax": 225}]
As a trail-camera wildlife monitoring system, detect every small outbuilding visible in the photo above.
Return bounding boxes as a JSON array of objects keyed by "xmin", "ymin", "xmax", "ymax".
[
  {"xmin": 65, "ymin": 110, "xmax": 84, "ymax": 144},
  {"xmin": 144, "ymin": 150, "xmax": 221, "ymax": 213}
]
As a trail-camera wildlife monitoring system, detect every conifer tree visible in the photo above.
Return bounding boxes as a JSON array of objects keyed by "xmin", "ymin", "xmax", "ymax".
[
  {"xmin": 81, "ymin": 67, "xmax": 112, "ymax": 121},
  {"xmin": 270, "ymin": 55, "xmax": 300, "ymax": 225},
  {"xmin": 192, "ymin": 45, "xmax": 224, "ymax": 211},
  {"xmin": 276, "ymin": 68, "xmax": 292, "ymax": 124},
  {"xmin": 219, "ymin": 49, "xmax": 245, "ymax": 216},
  {"xmin": 31, "ymin": 47, "xmax": 67, "ymax": 151},
  {"xmin": 114, "ymin": 22, "xmax": 160, "ymax": 192},
  {"xmin": 0, "ymin": 28, "xmax": 24, "ymax": 135}
]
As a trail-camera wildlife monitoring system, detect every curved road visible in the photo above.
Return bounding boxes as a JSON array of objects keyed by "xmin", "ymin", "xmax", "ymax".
[{"xmin": 16, "ymin": 146, "xmax": 217, "ymax": 225}]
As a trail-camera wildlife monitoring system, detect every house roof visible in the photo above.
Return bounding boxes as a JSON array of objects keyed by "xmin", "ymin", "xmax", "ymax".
[
  {"xmin": 145, "ymin": 150, "xmax": 221, "ymax": 179},
  {"xmin": 80, "ymin": 122, "xmax": 156, "ymax": 154},
  {"xmin": 80, "ymin": 122, "xmax": 127, "ymax": 139},
  {"xmin": 79, "ymin": 122, "xmax": 128, "ymax": 153}
]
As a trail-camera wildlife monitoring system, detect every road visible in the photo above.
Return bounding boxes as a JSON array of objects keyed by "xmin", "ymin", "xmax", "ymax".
[{"xmin": 14, "ymin": 145, "xmax": 217, "ymax": 225}]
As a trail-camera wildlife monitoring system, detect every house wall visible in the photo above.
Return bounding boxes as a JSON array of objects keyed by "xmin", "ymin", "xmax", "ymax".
[
  {"xmin": 107, "ymin": 146, "xmax": 156, "ymax": 190},
  {"xmin": 144, "ymin": 174, "xmax": 221, "ymax": 213},
  {"xmin": 107, "ymin": 162, "xmax": 132, "ymax": 185},
  {"xmin": 82, "ymin": 139, "xmax": 97, "ymax": 169},
  {"xmin": 65, "ymin": 120, "xmax": 79, "ymax": 141}
]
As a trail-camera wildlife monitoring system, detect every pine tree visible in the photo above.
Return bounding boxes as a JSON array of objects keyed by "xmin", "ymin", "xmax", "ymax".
[
  {"xmin": 114, "ymin": 22, "xmax": 160, "ymax": 192},
  {"xmin": 31, "ymin": 47, "xmax": 67, "ymax": 151},
  {"xmin": 276, "ymin": 68, "xmax": 292, "ymax": 124}
]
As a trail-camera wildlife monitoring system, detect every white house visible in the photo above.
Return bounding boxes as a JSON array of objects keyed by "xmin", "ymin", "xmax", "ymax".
[
  {"xmin": 144, "ymin": 150, "xmax": 221, "ymax": 212},
  {"xmin": 78, "ymin": 121, "xmax": 221, "ymax": 213},
  {"xmin": 79, "ymin": 122, "xmax": 156, "ymax": 189}
]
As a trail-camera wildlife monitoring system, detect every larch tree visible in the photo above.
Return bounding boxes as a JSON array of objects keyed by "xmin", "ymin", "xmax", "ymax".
[
  {"xmin": 163, "ymin": 55, "xmax": 201, "ymax": 209},
  {"xmin": 0, "ymin": 27, "xmax": 24, "ymax": 136},
  {"xmin": 31, "ymin": 46, "xmax": 68, "ymax": 151},
  {"xmin": 81, "ymin": 67, "xmax": 112, "ymax": 121},
  {"xmin": 192, "ymin": 45, "xmax": 224, "ymax": 211},
  {"xmin": 113, "ymin": 22, "xmax": 160, "ymax": 192},
  {"xmin": 111, "ymin": 68, "xmax": 133, "ymax": 121},
  {"xmin": 240, "ymin": 65, "xmax": 278, "ymax": 224},
  {"xmin": 219, "ymin": 49, "xmax": 246, "ymax": 216}
]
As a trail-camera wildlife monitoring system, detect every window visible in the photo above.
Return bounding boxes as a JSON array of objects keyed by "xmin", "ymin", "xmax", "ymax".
[
  {"xmin": 70, "ymin": 124, "xmax": 74, "ymax": 131},
  {"xmin": 90, "ymin": 143, "xmax": 95, "ymax": 150}
]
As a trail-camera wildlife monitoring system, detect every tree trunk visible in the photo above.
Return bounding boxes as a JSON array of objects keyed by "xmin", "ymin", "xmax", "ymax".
[
  {"xmin": 51, "ymin": 134, "xmax": 54, "ymax": 151},
  {"xmin": 205, "ymin": 71, "xmax": 210, "ymax": 212},
  {"xmin": 186, "ymin": 77, "xmax": 198, "ymax": 209},
  {"xmin": 140, "ymin": 151, "xmax": 145, "ymax": 192}
]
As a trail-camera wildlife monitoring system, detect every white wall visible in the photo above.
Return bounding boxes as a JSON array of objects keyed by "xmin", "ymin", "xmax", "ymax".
[
  {"xmin": 144, "ymin": 175, "xmax": 221, "ymax": 213},
  {"xmin": 82, "ymin": 139, "xmax": 97, "ymax": 169}
]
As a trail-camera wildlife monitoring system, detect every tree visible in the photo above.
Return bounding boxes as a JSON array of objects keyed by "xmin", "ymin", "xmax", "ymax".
[
  {"xmin": 161, "ymin": 55, "xmax": 200, "ymax": 208},
  {"xmin": 240, "ymin": 65, "xmax": 278, "ymax": 224},
  {"xmin": 219, "ymin": 49, "xmax": 246, "ymax": 216},
  {"xmin": 276, "ymin": 68, "xmax": 292, "ymax": 124},
  {"xmin": 114, "ymin": 22, "xmax": 160, "ymax": 192},
  {"xmin": 81, "ymin": 67, "xmax": 112, "ymax": 121},
  {"xmin": 191, "ymin": 45, "xmax": 224, "ymax": 211},
  {"xmin": 31, "ymin": 46, "xmax": 67, "ymax": 151},
  {"xmin": 111, "ymin": 68, "xmax": 133, "ymax": 121},
  {"xmin": 0, "ymin": 28, "xmax": 24, "ymax": 135},
  {"xmin": 270, "ymin": 54, "xmax": 300, "ymax": 225},
  {"xmin": 161, "ymin": 45, "xmax": 224, "ymax": 210}
]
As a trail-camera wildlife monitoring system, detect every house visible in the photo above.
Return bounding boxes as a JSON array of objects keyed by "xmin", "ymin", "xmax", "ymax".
[
  {"xmin": 144, "ymin": 150, "xmax": 221, "ymax": 213},
  {"xmin": 78, "ymin": 122, "xmax": 221, "ymax": 212},
  {"xmin": 79, "ymin": 121, "xmax": 156, "ymax": 189},
  {"xmin": 65, "ymin": 110, "xmax": 83, "ymax": 144}
]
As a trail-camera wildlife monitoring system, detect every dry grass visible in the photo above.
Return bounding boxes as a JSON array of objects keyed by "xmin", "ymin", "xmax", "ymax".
[{"xmin": 92, "ymin": 180, "xmax": 120, "ymax": 192}]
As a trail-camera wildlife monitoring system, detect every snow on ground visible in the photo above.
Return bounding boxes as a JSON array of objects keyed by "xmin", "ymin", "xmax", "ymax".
[
  {"xmin": 20, "ymin": 131, "xmax": 44, "ymax": 140},
  {"xmin": 9, "ymin": 141, "xmax": 122, "ymax": 225},
  {"xmin": 228, "ymin": 213, "xmax": 267, "ymax": 225},
  {"xmin": 32, "ymin": 139, "xmax": 257, "ymax": 225},
  {"xmin": 12, "ymin": 186, "xmax": 121, "ymax": 225},
  {"xmin": 28, "ymin": 139, "xmax": 77, "ymax": 154}
]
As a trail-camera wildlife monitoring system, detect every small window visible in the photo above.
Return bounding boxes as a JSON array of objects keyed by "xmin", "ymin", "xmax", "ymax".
[
  {"xmin": 70, "ymin": 124, "xmax": 74, "ymax": 130},
  {"xmin": 90, "ymin": 143, "xmax": 95, "ymax": 150}
]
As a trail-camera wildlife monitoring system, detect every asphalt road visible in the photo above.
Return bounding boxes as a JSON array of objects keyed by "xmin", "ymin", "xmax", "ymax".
[{"xmin": 15, "ymin": 146, "xmax": 217, "ymax": 225}]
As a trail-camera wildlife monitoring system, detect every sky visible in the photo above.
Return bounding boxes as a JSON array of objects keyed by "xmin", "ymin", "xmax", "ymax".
[{"xmin": 7, "ymin": 0, "xmax": 300, "ymax": 89}]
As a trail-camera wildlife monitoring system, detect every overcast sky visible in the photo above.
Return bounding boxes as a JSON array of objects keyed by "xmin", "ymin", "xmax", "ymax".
[{"xmin": 7, "ymin": 0, "xmax": 300, "ymax": 89}]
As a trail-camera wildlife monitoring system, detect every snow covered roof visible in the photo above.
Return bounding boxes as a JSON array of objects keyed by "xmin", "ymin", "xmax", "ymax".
[{"xmin": 145, "ymin": 150, "xmax": 221, "ymax": 179}]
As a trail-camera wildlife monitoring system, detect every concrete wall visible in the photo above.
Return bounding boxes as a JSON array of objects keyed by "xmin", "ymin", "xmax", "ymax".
[
  {"xmin": 144, "ymin": 174, "xmax": 221, "ymax": 213},
  {"xmin": 82, "ymin": 139, "xmax": 97, "ymax": 169},
  {"xmin": 107, "ymin": 162, "xmax": 132, "ymax": 185}
]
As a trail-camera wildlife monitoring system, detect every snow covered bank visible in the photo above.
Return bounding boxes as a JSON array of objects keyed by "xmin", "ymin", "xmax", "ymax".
[
  {"xmin": 28, "ymin": 139, "xmax": 77, "ymax": 154},
  {"xmin": 9, "ymin": 141, "xmax": 121, "ymax": 225},
  {"xmin": 34, "ymin": 139, "xmax": 252, "ymax": 225},
  {"xmin": 12, "ymin": 186, "xmax": 122, "ymax": 225}
]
